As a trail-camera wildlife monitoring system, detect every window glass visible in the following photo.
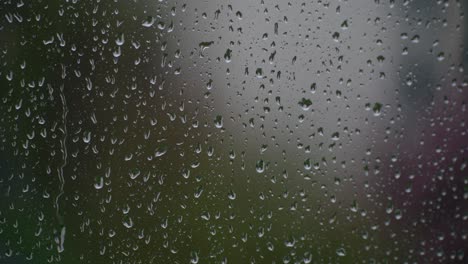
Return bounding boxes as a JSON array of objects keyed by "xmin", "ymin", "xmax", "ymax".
[{"xmin": 1, "ymin": 1, "xmax": 467, "ymax": 263}]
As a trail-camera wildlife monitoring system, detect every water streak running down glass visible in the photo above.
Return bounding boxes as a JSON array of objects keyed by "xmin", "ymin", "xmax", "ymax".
[{"xmin": 0, "ymin": 0, "xmax": 467, "ymax": 263}]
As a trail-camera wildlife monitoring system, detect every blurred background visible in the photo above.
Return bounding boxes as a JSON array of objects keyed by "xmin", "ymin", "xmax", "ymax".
[{"xmin": 1, "ymin": 0, "xmax": 467, "ymax": 263}]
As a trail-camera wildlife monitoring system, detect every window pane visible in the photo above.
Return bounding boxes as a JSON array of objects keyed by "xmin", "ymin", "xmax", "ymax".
[{"xmin": 1, "ymin": 1, "xmax": 467, "ymax": 263}]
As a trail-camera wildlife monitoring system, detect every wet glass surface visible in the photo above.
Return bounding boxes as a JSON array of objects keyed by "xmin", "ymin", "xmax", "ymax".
[{"xmin": 1, "ymin": 0, "xmax": 468, "ymax": 263}]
